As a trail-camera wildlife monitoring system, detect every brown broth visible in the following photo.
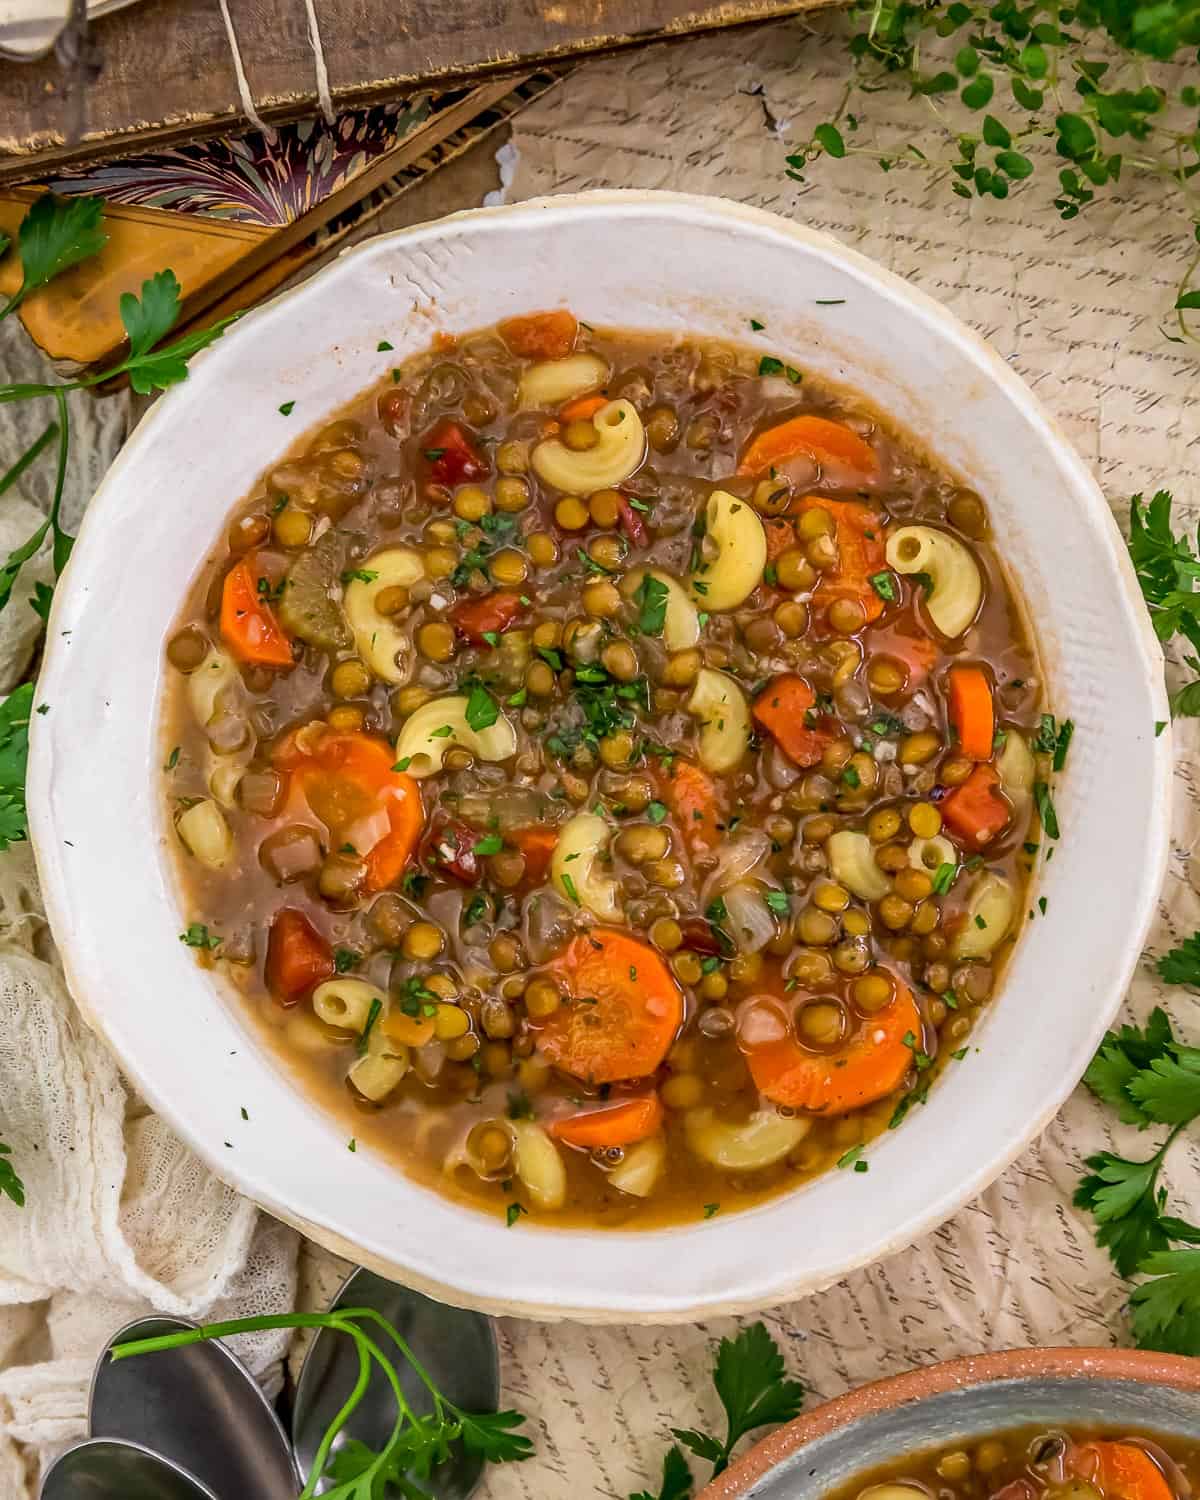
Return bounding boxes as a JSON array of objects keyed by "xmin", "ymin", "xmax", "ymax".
[
  {"xmin": 827, "ymin": 1427, "xmax": 1196, "ymax": 1500},
  {"xmin": 162, "ymin": 317, "xmax": 1047, "ymax": 1229}
]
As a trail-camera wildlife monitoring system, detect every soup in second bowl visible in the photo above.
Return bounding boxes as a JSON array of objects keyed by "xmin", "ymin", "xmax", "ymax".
[{"xmin": 162, "ymin": 309, "xmax": 1057, "ymax": 1227}]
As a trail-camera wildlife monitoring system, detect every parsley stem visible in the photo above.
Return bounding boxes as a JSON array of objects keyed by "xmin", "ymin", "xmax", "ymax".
[
  {"xmin": 0, "ymin": 421, "xmax": 57, "ymax": 500},
  {"xmin": 304, "ymin": 1328, "xmax": 371, "ymax": 1500},
  {"xmin": 49, "ymin": 388, "xmax": 72, "ymax": 573}
]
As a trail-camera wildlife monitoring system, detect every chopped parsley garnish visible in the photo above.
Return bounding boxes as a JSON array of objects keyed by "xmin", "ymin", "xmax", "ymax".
[
  {"xmin": 473, "ymin": 834, "xmax": 504, "ymax": 856},
  {"xmin": 561, "ymin": 872, "xmax": 580, "ymax": 906},
  {"xmin": 837, "ymin": 1144, "xmax": 866, "ymax": 1169},
  {"xmin": 465, "ymin": 682, "xmax": 500, "ymax": 733},
  {"xmin": 334, "ymin": 947, "xmax": 361, "ymax": 973},
  {"xmin": 765, "ymin": 890, "xmax": 790, "ymax": 916},
  {"xmin": 869, "ymin": 571, "xmax": 897, "ymax": 603},
  {"xmin": 180, "ymin": 923, "xmax": 221, "ymax": 950},
  {"xmin": 902, "ymin": 1030, "xmax": 934, "ymax": 1070},
  {"xmin": 758, "ymin": 355, "xmax": 784, "ymax": 377},
  {"xmin": 357, "ymin": 997, "xmax": 383, "ymax": 1055},
  {"xmin": 931, "ymin": 862, "xmax": 957, "ymax": 895},
  {"xmin": 164, "ymin": 745, "xmax": 180, "ymax": 771},
  {"xmin": 505, "ymin": 1202, "xmax": 527, "ymax": 1227},
  {"xmin": 398, "ymin": 976, "xmax": 438, "ymax": 1016},
  {"xmin": 392, "ymin": 756, "xmax": 412, "ymax": 772},
  {"xmin": 482, "ymin": 630, "xmax": 500, "ymax": 649},
  {"xmin": 633, "ymin": 572, "xmax": 669, "ymax": 636},
  {"xmin": 841, "ymin": 765, "xmax": 861, "ymax": 788},
  {"xmin": 278, "ymin": 400, "xmax": 295, "ymax": 416},
  {"xmin": 377, "ymin": 339, "xmax": 394, "ymax": 351},
  {"xmin": 464, "ymin": 892, "xmax": 488, "ymax": 926},
  {"xmin": 703, "ymin": 1202, "xmax": 720, "ymax": 1218},
  {"xmin": 910, "ymin": 570, "xmax": 934, "ymax": 595},
  {"xmin": 750, "ymin": 318, "xmax": 765, "ymax": 330},
  {"xmin": 422, "ymin": 447, "xmax": 447, "ymax": 461},
  {"xmin": 1033, "ymin": 780, "xmax": 1060, "ymax": 839},
  {"xmin": 507, "ymin": 1090, "xmax": 535, "ymax": 1121},
  {"xmin": 341, "ymin": 568, "xmax": 379, "ymax": 585},
  {"xmin": 646, "ymin": 800, "xmax": 668, "ymax": 824}
]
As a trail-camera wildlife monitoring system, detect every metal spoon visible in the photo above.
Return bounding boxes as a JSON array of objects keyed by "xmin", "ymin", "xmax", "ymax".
[
  {"xmin": 41, "ymin": 1436, "xmax": 219, "ymax": 1500},
  {"xmin": 89, "ymin": 1314, "xmax": 300, "ymax": 1500},
  {"xmin": 293, "ymin": 1267, "xmax": 500, "ymax": 1498}
]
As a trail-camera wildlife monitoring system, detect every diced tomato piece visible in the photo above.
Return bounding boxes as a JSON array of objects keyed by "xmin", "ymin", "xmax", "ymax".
[
  {"xmin": 679, "ymin": 917, "xmax": 724, "ymax": 956},
  {"xmin": 421, "ymin": 418, "xmax": 489, "ymax": 487},
  {"xmin": 266, "ymin": 908, "xmax": 333, "ymax": 1005},
  {"xmin": 450, "ymin": 590, "xmax": 525, "ymax": 645},
  {"xmin": 498, "ymin": 310, "xmax": 578, "ymax": 360},
  {"xmin": 616, "ymin": 495, "xmax": 647, "ymax": 547},
  {"xmin": 764, "ymin": 518, "xmax": 797, "ymax": 564},
  {"xmin": 421, "ymin": 815, "xmax": 483, "ymax": 884}
]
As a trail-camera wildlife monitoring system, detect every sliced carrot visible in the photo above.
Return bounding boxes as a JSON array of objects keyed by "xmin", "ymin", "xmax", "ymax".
[
  {"xmin": 655, "ymin": 758, "xmax": 726, "ymax": 851},
  {"xmin": 220, "ymin": 556, "xmax": 293, "ymax": 668},
  {"xmin": 948, "ymin": 665, "xmax": 995, "ymax": 760},
  {"xmin": 498, "ymin": 310, "xmax": 578, "ymax": 360},
  {"xmin": 743, "ymin": 977, "xmax": 921, "ymax": 1115},
  {"xmin": 550, "ymin": 1095, "xmax": 663, "ymax": 1149},
  {"xmin": 752, "ymin": 675, "xmax": 835, "ymax": 769},
  {"xmin": 541, "ymin": 930, "xmax": 684, "ymax": 1084},
  {"xmin": 764, "ymin": 517, "xmax": 797, "ymax": 564},
  {"xmin": 793, "ymin": 495, "xmax": 888, "ymax": 624},
  {"xmin": 559, "ymin": 392, "xmax": 607, "ymax": 423},
  {"xmin": 511, "ymin": 825, "xmax": 559, "ymax": 884},
  {"xmin": 941, "ymin": 763, "xmax": 1011, "ymax": 849},
  {"xmin": 738, "ymin": 414, "xmax": 879, "ymax": 484},
  {"xmin": 283, "ymin": 731, "xmax": 424, "ymax": 891},
  {"xmin": 1071, "ymin": 1444, "xmax": 1175, "ymax": 1500},
  {"xmin": 266, "ymin": 908, "xmax": 334, "ymax": 1005}
]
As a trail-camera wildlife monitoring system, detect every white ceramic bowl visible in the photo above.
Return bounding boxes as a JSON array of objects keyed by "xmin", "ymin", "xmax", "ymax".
[{"xmin": 29, "ymin": 191, "xmax": 1170, "ymax": 1322}]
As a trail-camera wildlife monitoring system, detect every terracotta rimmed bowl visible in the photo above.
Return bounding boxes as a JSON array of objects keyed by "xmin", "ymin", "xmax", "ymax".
[
  {"xmin": 28, "ymin": 190, "xmax": 1170, "ymax": 1322},
  {"xmin": 703, "ymin": 1348, "xmax": 1200, "ymax": 1500}
]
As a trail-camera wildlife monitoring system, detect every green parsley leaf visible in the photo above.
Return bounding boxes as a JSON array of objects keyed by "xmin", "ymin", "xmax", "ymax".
[
  {"xmin": 1074, "ymin": 1149, "xmax": 1173, "ymax": 1276},
  {"xmin": 473, "ymin": 834, "xmax": 504, "ymax": 856},
  {"xmin": 464, "ymin": 892, "xmax": 488, "ymax": 926},
  {"xmin": 749, "ymin": 318, "xmax": 765, "ymax": 331},
  {"xmin": 758, "ymin": 355, "xmax": 785, "ymax": 378},
  {"xmin": 505, "ymin": 1201, "xmax": 526, "ymax": 1228},
  {"xmin": 634, "ymin": 572, "xmax": 669, "ymax": 636},
  {"xmin": 340, "ymin": 568, "xmax": 378, "ymax": 585},
  {"xmin": 869, "ymin": 571, "xmax": 897, "ymax": 603},
  {"xmin": 0, "ymin": 683, "xmax": 34, "ymax": 852},
  {"xmin": 392, "ymin": 756, "xmax": 412, "ymax": 773},
  {"xmin": 333, "ymin": 947, "xmax": 361, "ymax": 973},
  {"xmin": 0, "ymin": 1141, "xmax": 25, "ymax": 1207},
  {"xmin": 377, "ymin": 339, "xmax": 394, "ymax": 351},
  {"xmin": 179, "ymin": 922, "xmax": 221, "ymax": 950},
  {"xmin": 1127, "ymin": 1048, "xmax": 1200, "ymax": 1125},
  {"xmin": 1033, "ymin": 780, "xmax": 1059, "ymax": 839},
  {"xmin": 707, "ymin": 1321, "xmax": 805, "ymax": 1473},
  {"xmin": 465, "ymin": 682, "xmax": 500, "ymax": 733},
  {"xmin": 12, "ymin": 193, "xmax": 107, "ymax": 308},
  {"xmin": 1130, "ymin": 1249, "xmax": 1200, "ymax": 1355},
  {"xmin": 278, "ymin": 401, "xmax": 295, "ymax": 416},
  {"xmin": 631, "ymin": 1445, "xmax": 694, "ymax": 1500},
  {"xmin": 765, "ymin": 890, "xmax": 790, "ymax": 916},
  {"xmin": 837, "ymin": 1145, "xmax": 865, "ymax": 1169},
  {"xmin": 646, "ymin": 800, "xmax": 668, "ymax": 824},
  {"xmin": 931, "ymin": 861, "xmax": 957, "ymax": 895},
  {"xmin": 1157, "ymin": 934, "xmax": 1200, "ymax": 988},
  {"xmin": 357, "ymin": 997, "xmax": 383, "ymax": 1055},
  {"xmin": 561, "ymin": 872, "xmax": 581, "ymax": 906},
  {"xmin": 507, "ymin": 1089, "xmax": 535, "ymax": 1121}
]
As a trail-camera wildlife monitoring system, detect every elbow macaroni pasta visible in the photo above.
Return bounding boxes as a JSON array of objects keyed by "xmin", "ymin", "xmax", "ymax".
[
  {"xmin": 531, "ymin": 400, "xmax": 645, "ymax": 494},
  {"xmin": 885, "ymin": 525, "xmax": 983, "ymax": 638},
  {"xmin": 344, "ymin": 547, "xmax": 426, "ymax": 683},
  {"xmin": 551, "ymin": 812, "xmax": 623, "ymax": 922},
  {"xmin": 312, "ymin": 978, "xmax": 386, "ymax": 1033},
  {"xmin": 176, "ymin": 798, "xmax": 234, "ymax": 870},
  {"xmin": 689, "ymin": 490, "xmax": 767, "ymax": 611},
  {"xmin": 393, "ymin": 695, "xmax": 517, "ymax": 779},
  {"xmin": 688, "ymin": 668, "xmax": 751, "ymax": 773},
  {"xmin": 827, "ymin": 830, "xmax": 892, "ymax": 901},
  {"xmin": 622, "ymin": 566, "xmax": 700, "ymax": 652},
  {"xmin": 518, "ymin": 353, "xmax": 609, "ymax": 410},
  {"xmin": 952, "ymin": 874, "xmax": 1016, "ymax": 959}
]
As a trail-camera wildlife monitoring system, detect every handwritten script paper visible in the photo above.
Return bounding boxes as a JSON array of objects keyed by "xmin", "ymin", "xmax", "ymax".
[{"xmin": 304, "ymin": 15, "xmax": 1200, "ymax": 1496}]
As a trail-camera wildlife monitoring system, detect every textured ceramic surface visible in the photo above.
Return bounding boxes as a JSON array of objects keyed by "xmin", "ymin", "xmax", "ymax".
[
  {"xmin": 701, "ymin": 1348, "xmax": 1200, "ymax": 1500},
  {"xmin": 28, "ymin": 191, "xmax": 1171, "ymax": 1321}
]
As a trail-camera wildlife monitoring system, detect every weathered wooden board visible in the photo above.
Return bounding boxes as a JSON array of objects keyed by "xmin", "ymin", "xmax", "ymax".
[{"xmin": 0, "ymin": 0, "xmax": 828, "ymax": 181}]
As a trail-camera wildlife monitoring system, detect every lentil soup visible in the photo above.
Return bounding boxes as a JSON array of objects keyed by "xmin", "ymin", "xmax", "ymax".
[
  {"xmin": 162, "ymin": 310, "xmax": 1051, "ymax": 1228},
  {"xmin": 828, "ymin": 1429, "xmax": 1196, "ymax": 1500}
]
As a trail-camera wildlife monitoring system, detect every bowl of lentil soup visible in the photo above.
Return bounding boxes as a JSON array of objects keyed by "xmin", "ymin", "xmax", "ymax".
[
  {"xmin": 29, "ymin": 192, "xmax": 1169, "ymax": 1319},
  {"xmin": 700, "ymin": 1347, "xmax": 1200, "ymax": 1500}
]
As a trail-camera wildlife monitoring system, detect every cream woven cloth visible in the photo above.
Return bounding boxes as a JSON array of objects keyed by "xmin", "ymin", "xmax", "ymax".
[{"xmin": 0, "ymin": 329, "xmax": 299, "ymax": 1498}]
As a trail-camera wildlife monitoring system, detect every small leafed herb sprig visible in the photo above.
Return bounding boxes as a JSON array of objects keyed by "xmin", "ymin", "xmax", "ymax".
[
  {"xmin": 632, "ymin": 1322, "xmax": 804, "ymax": 1499},
  {"xmin": 1127, "ymin": 490, "xmax": 1200, "ymax": 717},
  {"xmin": 789, "ymin": 2, "xmax": 1200, "ymax": 341},
  {"xmin": 1075, "ymin": 1005, "xmax": 1200, "ymax": 1353},
  {"xmin": 111, "ymin": 1308, "xmax": 532, "ymax": 1499}
]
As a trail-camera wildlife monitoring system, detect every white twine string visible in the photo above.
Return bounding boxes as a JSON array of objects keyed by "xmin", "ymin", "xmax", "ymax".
[
  {"xmin": 301, "ymin": 0, "xmax": 337, "ymax": 124},
  {"xmin": 216, "ymin": 0, "xmax": 267, "ymax": 131},
  {"xmin": 216, "ymin": 0, "xmax": 336, "ymax": 133}
]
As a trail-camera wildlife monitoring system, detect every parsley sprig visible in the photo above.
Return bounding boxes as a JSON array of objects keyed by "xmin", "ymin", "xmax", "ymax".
[
  {"xmin": 1075, "ymin": 1005, "xmax": 1200, "ymax": 1351},
  {"xmin": 111, "ymin": 1308, "xmax": 533, "ymax": 1499},
  {"xmin": 1127, "ymin": 490, "xmax": 1200, "ymax": 716},
  {"xmin": 789, "ymin": 5, "xmax": 1200, "ymax": 338},
  {"xmin": 632, "ymin": 1322, "xmax": 804, "ymax": 1498}
]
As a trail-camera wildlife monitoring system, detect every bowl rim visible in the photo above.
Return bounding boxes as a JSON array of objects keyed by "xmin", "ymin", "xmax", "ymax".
[
  {"xmin": 27, "ymin": 188, "xmax": 1173, "ymax": 1320},
  {"xmin": 700, "ymin": 1346, "xmax": 1200, "ymax": 1499}
]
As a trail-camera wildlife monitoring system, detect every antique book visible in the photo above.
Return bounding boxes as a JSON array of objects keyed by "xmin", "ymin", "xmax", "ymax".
[
  {"xmin": 0, "ymin": 71, "xmax": 556, "ymax": 369},
  {"xmin": 0, "ymin": 0, "xmax": 826, "ymax": 183}
]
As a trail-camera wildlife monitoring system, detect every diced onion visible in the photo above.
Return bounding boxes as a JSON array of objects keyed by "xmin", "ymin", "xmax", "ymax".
[{"xmin": 723, "ymin": 882, "xmax": 777, "ymax": 954}]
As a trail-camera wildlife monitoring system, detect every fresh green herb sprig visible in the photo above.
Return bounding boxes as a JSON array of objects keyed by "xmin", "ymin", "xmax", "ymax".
[
  {"xmin": 788, "ymin": 3, "xmax": 1200, "ymax": 340},
  {"xmin": 1127, "ymin": 490, "xmax": 1200, "ymax": 716},
  {"xmin": 632, "ymin": 1322, "xmax": 804, "ymax": 1498},
  {"xmin": 1075, "ymin": 1005, "xmax": 1200, "ymax": 1352},
  {"xmin": 0, "ymin": 1140, "xmax": 25, "ymax": 1206},
  {"xmin": 111, "ymin": 1309, "xmax": 532, "ymax": 1500}
]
